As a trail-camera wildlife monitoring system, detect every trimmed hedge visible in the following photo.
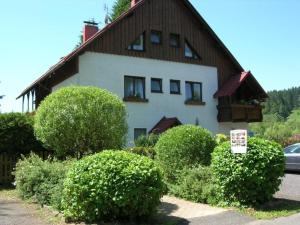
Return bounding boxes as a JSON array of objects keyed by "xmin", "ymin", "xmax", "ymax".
[
  {"xmin": 62, "ymin": 150, "xmax": 165, "ymax": 222},
  {"xmin": 212, "ymin": 137, "xmax": 285, "ymax": 206},
  {"xmin": 0, "ymin": 113, "xmax": 45, "ymax": 155},
  {"xmin": 34, "ymin": 86, "xmax": 128, "ymax": 158},
  {"xmin": 14, "ymin": 153, "xmax": 72, "ymax": 210},
  {"xmin": 155, "ymin": 125, "xmax": 216, "ymax": 181},
  {"xmin": 169, "ymin": 166, "xmax": 217, "ymax": 204}
]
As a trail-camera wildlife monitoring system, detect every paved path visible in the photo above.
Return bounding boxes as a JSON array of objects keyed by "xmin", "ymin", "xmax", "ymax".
[
  {"xmin": 276, "ymin": 173, "xmax": 300, "ymax": 201},
  {"xmin": 160, "ymin": 173, "xmax": 300, "ymax": 225},
  {"xmin": 0, "ymin": 199, "xmax": 50, "ymax": 225}
]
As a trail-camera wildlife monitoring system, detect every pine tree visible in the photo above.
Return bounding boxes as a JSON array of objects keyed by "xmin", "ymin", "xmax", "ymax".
[{"xmin": 109, "ymin": 0, "xmax": 131, "ymax": 22}]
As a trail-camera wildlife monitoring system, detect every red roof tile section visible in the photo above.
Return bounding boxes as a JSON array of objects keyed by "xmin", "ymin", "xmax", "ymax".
[
  {"xmin": 214, "ymin": 71, "xmax": 250, "ymax": 98},
  {"xmin": 213, "ymin": 71, "xmax": 267, "ymax": 99},
  {"xmin": 150, "ymin": 117, "xmax": 182, "ymax": 134}
]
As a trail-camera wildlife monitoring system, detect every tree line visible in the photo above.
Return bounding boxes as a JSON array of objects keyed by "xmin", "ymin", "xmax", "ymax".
[
  {"xmin": 263, "ymin": 86, "xmax": 300, "ymax": 119},
  {"xmin": 251, "ymin": 86, "xmax": 300, "ymax": 145}
]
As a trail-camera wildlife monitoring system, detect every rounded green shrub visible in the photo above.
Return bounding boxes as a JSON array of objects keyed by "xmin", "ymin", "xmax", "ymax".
[
  {"xmin": 211, "ymin": 137, "xmax": 285, "ymax": 206},
  {"xmin": 215, "ymin": 133, "xmax": 229, "ymax": 145},
  {"xmin": 62, "ymin": 150, "xmax": 165, "ymax": 222},
  {"xmin": 34, "ymin": 86, "xmax": 128, "ymax": 157},
  {"xmin": 155, "ymin": 125, "xmax": 216, "ymax": 181}
]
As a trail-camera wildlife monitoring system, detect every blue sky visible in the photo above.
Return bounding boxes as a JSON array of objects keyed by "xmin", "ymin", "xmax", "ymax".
[{"xmin": 0, "ymin": 0, "xmax": 299, "ymax": 112}]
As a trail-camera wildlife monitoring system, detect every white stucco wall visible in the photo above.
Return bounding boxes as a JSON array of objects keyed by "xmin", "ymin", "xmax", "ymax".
[{"xmin": 53, "ymin": 52, "xmax": 248, "ymax": 145}]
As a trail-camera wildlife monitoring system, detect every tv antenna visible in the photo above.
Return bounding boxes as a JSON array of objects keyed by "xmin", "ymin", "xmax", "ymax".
[{"xmin": 104, "ymin": 3, "xmax": 110, "ymax": 24}]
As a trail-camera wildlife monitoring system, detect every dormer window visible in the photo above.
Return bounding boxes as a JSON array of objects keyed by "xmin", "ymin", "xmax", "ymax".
[
  {"xmin": 185, "ymin": 40, "xmax": 200, "ymax": 59},
  {"xmin": 128, "ymin": 32, "xmax": 145, "ymax": 51},
  {"xmin": 151, "ymin": 30, "xmax": 162, "ymax": 45},
  {"xmin": 170, "ymin": 33, "xmax": 180, "ymax": 48}
]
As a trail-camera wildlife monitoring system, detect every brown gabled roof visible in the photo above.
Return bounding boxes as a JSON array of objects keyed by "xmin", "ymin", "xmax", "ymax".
[
  {"xmin": 17, "ymin": 0, "xmax": 145, "ymax": 99},
  {"xmin": 214, "ymin": 71, "xmax": 268, "ymax": 99},
  {"xmin": 149, "ymin": 117, "xmax": 182, "ymax": 134},
  {"xmin": 18, "ymin": 0, "xmax": 244, "ymax": 99}
]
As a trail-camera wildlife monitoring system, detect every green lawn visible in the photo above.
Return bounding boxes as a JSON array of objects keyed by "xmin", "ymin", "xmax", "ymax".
[
  {"xmin": 0, "ymin": 186, "xmax": 18, "ymax": 200},
  {"xmin": 240, "ymin": 198, "xmax": 300, "ymax": 220}
]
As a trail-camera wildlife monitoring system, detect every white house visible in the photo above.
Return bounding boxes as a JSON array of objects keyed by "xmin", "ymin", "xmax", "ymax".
[{"xmin": 18, "ymin": 0, "xmax": 267, "ymax": 145}]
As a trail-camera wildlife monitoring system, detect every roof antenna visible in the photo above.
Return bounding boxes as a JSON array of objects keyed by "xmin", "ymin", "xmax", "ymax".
[{"xmin": 104, "ymin": 4, "xmax": 110, "ymax": 24}]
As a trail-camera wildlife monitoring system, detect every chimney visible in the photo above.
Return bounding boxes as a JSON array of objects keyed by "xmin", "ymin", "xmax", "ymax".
[
  {"xmin": 131, "ymin": 0, "xmax": 141, "ymax": 7},
  {"xmin": 83, "ymin": 21, "xmax": 99, "ymax": 43}
]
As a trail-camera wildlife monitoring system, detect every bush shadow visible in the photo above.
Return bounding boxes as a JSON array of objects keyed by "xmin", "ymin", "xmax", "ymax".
[
  {"xmin": 254, "ymin": 198, "xmax": 300, "ymax": 213},
  {"xmin": 83, "ymin": 202, "xmax": 189, "ymax": 225}
]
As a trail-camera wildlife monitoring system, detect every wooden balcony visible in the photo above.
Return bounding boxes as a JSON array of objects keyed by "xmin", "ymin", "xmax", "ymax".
[{"xmin": 217, "ymin": 104, "xmax": 263, "ymax": 123}]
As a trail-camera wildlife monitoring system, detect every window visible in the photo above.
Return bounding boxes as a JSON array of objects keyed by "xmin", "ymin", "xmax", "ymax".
[
  {"xmin": 124, "ymin": 76, "xmax": 146, "ymax": 99},
  {"xmin": 151, "ymin": 30, "xmax": 162, "ymax": 45},
  {"xmin": 170, "ymin": 33, "xmax": 180, "ymax": 48},
  {"xmin": 185, "ymin": 41, "xmax": 200, "ymax": 59},
  {"xmin": 128, "ymin": 33, "xmax": 145, "ymax": 51},
  {"xmin": 134, "ymin": 128, "xmax": 147, "ymax": 140},
  {"xmin": 185, "ymin": 81, "xmax": 203, "ymax": 103},
  {"xmin": 170, "ymin": 80, "xmax": 181, "ymax": 94},
  {"xmin": 285, "ymin": 145, "xmax": 300, "ymax": 154},
  {"xmin": 151, "ymin": 78, "xmax": 163, "ymax": 93}
]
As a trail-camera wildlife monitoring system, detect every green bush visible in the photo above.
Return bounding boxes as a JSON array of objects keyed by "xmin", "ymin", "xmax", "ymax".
[
  {"xmin": 215, "ymin": 133, "xmax": 229, "ymax": 145},
  {"xmin": 62, "ymin": 150, "xmax": 165, "ymax": 222},
  {"xmin": 14, "ymin": 153, "xmax": 72, "ymax": 210},
  {"xmin": 211, "ymin": 137, "xmax": 285, "ymax": 206},
  {"xmin": 155, "ymin": 125, "xmax": 216, "ymax": 181},
  {"xmin": 0, "ymin": 113, "xmax": 46, "ymax": 155},
  {"xmin": 34, "ymin": 86, "xmax": 128, "ymax": 158},
  {"xmin": 125, "ymin": 147, "xmax": 156, "ymax": 159},
  {"xmin": 134, "ymin": 134, "xmax": 160, "ymax": 147},
  {"xmin": 169, "ymin": 166, "xmax": 217, "ymax": 205}
]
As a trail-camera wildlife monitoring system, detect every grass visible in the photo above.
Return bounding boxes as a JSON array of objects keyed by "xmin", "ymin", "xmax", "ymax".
[
  {"xmin": 240, "ymin": 198, "xmax": 300, "ymax": 220},
  {"xmin": 0, "ymin": 186, "xmax": 18, "ymax": 200}
]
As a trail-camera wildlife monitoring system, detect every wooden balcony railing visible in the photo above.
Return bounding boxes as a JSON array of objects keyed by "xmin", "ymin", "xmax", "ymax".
[{"xmin": 217, "ymin": 104, "xmax": 263, "ymax": 123}]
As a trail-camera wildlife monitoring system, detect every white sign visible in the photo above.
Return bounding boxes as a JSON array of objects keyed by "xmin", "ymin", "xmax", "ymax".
[{"xmin": 230, "ymin": 130, "xmax": 247, "ymax": 154}]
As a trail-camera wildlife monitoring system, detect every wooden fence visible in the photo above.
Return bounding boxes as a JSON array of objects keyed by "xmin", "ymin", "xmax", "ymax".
[
  {"xmin": 0, "ymin": 153, "xmax": 17, "ymax": 185},
  {"xmin": 0, "ymin": 152, "xmax": 51, "ymax": 185}
]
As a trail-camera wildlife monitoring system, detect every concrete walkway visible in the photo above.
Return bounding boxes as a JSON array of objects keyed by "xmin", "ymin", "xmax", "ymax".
[
  {"xmin": 161, "ymin": 195, "xmax": 300, "ymax": 225},
  {"xmin": 0, "ymin": 199, "xmax": 50, "ymax": 225},
  {"xmin": 161, "ymin": 196, "xmax": 256, "ymax": 225}
]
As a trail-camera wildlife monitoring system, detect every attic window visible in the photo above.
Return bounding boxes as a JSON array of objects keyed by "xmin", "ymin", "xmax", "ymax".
[
  {"xmin": 128, "ymin": 32, "xmax": 145, "ymax": 51},
  {"xmin": 185, "ymin": 41, "xmax": 200, "ymax": 59},
  {"xmin": 170, "ymin": 33, "xmax": 180, "ymax": 48},
  {"xmin": 151, "ymin": 30, "xmax": 162, "ymax": 45}
]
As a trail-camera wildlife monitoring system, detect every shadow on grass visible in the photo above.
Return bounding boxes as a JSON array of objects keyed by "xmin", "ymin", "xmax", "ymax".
[
  {"xmin": 0, "ymin": 184, "xmax": 14, "ymax": 191},
  {"xmin": 243, "ymin": 198, "xmax": 300, "ymax": 220}
]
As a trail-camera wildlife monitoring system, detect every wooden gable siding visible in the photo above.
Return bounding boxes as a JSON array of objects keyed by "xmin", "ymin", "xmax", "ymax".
[
  {"xmin": 84, "ymin": 0, "xmax": 241, "ymax": 87},
  {"xmin": 34, "ymin": 57, "xmax": 79, "ymax": 107}
]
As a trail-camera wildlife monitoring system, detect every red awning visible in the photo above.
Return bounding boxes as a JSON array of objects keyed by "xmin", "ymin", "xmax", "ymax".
[
  {"xmin": 214, "ymin": 71, "xmax": 267, "ymax": 99},
  {"xmin": 149, "ymin": 117, "xmax": 182, "ymax": 134}
]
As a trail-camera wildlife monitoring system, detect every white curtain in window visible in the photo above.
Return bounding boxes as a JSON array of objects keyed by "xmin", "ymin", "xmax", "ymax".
[
  {"xmin": 193, "ymin": 83, "xmax": 201, "ymax": 100},
  {"xmin": 185, "ymin": 83, "xmax": 192, "ymax": 100},
  {"xmin": 135, "ymin": 79, "xmax": 144, "ymax": 98},
  {"xmin": 125, "ymin": 78, "xmax": 134, "ymax": 97}
]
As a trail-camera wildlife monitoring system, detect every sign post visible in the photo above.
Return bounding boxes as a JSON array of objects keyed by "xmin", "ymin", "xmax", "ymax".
[{"xmin": 230, "ymin": 130, "xmax": 248, "ymax": 154}]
